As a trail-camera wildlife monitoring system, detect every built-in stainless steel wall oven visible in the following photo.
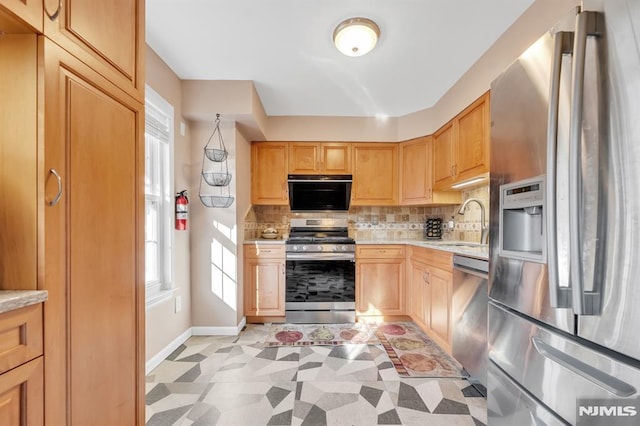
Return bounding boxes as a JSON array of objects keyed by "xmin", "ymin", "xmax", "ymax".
[{"xmin": 285, "ymin": 218, "xmax": 356, "ymax": 323}]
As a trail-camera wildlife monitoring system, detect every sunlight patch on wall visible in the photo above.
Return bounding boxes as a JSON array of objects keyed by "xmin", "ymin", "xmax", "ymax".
[
  {"xmin": 211, "ymin": 238, "xmax": 237, "ymax": 310},
  {"xmin": 213, "ymin": 220, "xmax": 237, "ymax": 245}
]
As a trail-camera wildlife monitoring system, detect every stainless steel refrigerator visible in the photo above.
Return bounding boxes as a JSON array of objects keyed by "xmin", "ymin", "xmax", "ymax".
[{"xmin": 488, "ymin": 1, "xmax": 640, "ymax": 424}]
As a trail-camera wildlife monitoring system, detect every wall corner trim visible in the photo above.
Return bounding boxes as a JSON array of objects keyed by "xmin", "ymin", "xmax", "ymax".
[
  {"xmin": 145, "ymin": 318, "xmax": 247, "ymax": 375},
  {"xmin": 191, "ymin": 317, "xmax": 247, "ymax": 337},
  {"xmin": 146, "ymin": 327, "xmax": 193, "ymax": 374}
]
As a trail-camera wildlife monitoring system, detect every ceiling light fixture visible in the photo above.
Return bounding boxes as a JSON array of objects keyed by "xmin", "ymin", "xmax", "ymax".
[{"xmin": 333, "ymin": 17, "xmax": 380, "ymax": 57}]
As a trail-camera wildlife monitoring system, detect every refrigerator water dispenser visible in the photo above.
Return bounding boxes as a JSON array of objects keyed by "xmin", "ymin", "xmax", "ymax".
[{"xmin": 499, "ymin": 176, "xmax": 546, "ymax": 263}]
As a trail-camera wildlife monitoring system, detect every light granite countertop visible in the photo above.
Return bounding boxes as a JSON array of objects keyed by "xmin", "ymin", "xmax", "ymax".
[
  {"xmin": 0, "ymin": 290, "xmax": 48, "ymax": 314},
  {"xmin": 243, "ymin": 238, "xmax": 488, "ymax": 259},
  {"xmin": 356, "ymin": 239, "xmax": 489, "ymax": 260},
  {"xmin": 244, "ymin": 238, "xmax": 286, "ymax": 244}
]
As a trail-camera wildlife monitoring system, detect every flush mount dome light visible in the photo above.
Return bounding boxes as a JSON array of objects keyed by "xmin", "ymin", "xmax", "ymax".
[{"xmin": 333, "ymin": 17, "xmax": 380, "ymax": 57}]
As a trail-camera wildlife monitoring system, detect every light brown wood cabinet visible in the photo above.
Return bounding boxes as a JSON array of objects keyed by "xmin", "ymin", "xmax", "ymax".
[
  {"xmin": 399, "ymin": 136, "xmax": 461, "ymax": 206},
  {"xmin": 43, "ymin": 39, "xmax": 144, "ymax": 425},
  {"xmin": 43, "ymin": 0, "xmax": 144, "ymax": 100},
  {"xmin": 407, "ymin": 246, "xmax": 453, "ymax": 353},
  {"xmin": 356, "ymin": 245, "xmax": 405, "ymax": 315},
  {"xmin": 1, "ymin": 2, "xmax": 145, "ymax": 425},
  {"xmin": 0, "ymin": 0, "xmax": 42, "ymax": 31},
  {"xmin": 0, "ymin": 357, "xmax": 43, "ymax": 425},
  {"xmin": 251, "ymin": 142, "xmax": 289, "ymax": 205},
  {"xmin": 433, "ymin": 92, "xmax": 490, "ymax": 190},
  {"xmin": 289, "ymin": 142, "xmax": 351, "ymax": 174},
  {"xmin": 244, "ymin": 244, "xmax": 286, "ymax": 316},
  {"xmin": 0, "ymin": 303, "xmax": 44, "ymax": 426},
  {"xmin": 0, "ymin": 35, "xmax": 39, "ymax": 291},
  {"xmin": 351, "ymin": 143, "xmax": 398, "ymax": 206}
]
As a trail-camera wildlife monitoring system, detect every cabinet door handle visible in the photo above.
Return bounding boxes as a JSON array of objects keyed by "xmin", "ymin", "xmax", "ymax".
[
  {"xmin": 48, "ymin": 168, "xmax": 63, "ymax": 206},
  {"xmin": 45, "ymin": 0, "xmax": 62, "ymax": 20}
]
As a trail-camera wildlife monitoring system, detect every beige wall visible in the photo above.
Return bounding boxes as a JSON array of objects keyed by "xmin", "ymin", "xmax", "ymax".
[
  {"xmin": 265, "ymin": 115, "xmax": 398, "ymax": 142},
  {"xmin": 190, "ymin": 121, "xmax": 241, "ymax": 328},
  {"xmin": 145, "ymin": 46, "xmax": 193, "ymax": 362},
  {"xmin": 234, "ymin": 128, "xmax": 252, "ymax": 323}
]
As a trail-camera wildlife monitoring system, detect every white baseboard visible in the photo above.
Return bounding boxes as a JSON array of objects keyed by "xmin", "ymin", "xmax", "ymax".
[
  {"xmin": 191, "ymin": 317, "xmax": 247, "ymax": 336},
  {"xmin": 146, "ymin": 328, "xmax": 192, "ymax": 375},
  {"xmin": 146, "ymin": 318, "xmax": 247, "ymax": 374}
]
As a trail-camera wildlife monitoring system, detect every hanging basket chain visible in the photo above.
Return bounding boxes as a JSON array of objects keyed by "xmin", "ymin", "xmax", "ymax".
[{"xmin": 203, "ymin": 113, "xmax": 228, "ymax": 162}]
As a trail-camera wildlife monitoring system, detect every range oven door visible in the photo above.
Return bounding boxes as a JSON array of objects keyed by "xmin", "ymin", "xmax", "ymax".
[{"xmin": 285, "ymin": 254, "xmax": 355, "ymax": 323}]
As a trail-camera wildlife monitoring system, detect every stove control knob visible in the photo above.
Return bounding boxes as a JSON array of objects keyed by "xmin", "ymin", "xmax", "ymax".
[
  {"xmin": 302, "ymin": 246, "xmax": 307, "ymax": 251},
  {"xmin": 341, "ymin": 245, "xmax": 347, "ymax": 251},
  {"xmin": 292, "ymin": 246, "xmax": 298, "ymax": 251},
  {"xmin": 317, "ymin": 245, "xmax": 323, "ymax": 252}
]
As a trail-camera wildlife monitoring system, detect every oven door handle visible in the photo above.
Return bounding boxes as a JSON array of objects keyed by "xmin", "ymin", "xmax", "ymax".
[{"xmin": 286, "ymin": 253, "xmax": 355, "ymax": 261}]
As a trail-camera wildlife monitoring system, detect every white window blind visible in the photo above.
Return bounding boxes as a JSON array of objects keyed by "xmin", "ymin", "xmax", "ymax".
[{"xmin": 145, "ymin": 86, "xmax": 174, "ymax": 307}]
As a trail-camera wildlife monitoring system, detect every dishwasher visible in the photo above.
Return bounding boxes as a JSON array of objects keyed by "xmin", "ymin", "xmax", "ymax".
[{"xmin": 452, "ymin": 254, "xmax": 488, "ymax": 391}]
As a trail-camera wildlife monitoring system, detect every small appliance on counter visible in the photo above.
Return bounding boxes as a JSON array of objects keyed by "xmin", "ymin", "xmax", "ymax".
[{"xmin": 424, "ymin": 218, "xmax": 442, "ymax": 240}]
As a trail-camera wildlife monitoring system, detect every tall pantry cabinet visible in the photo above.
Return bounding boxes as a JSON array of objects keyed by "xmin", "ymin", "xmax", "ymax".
[{"xmin": 0, "ymin": 1, "xmax": 145, "ymax": 425}]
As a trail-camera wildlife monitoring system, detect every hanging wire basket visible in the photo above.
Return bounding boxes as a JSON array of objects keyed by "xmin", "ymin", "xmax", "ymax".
[
  {"xmin": 202, "ymin": 171, "xmax": 232, "ymax": 186},
  {"xmin": 199, "ymin": 194, "xmax": 234, "ymax": 208},
  {"xmin": 203, "ymin": 114, "xmax": 228, "ymax": 162},
  {"xmin": 205, "ymin": 148, "xmax": 228, "ymax": 162}
]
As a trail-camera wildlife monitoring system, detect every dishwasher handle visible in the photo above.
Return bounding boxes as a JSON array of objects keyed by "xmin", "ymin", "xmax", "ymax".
[{"xmin": 453, "ymin": 255, "xmax": 488, "ymax": 277}]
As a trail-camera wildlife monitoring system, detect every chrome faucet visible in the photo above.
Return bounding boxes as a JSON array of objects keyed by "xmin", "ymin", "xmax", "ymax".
[{"xmin": 457, "ymin": 198, "xmax": 489, "ymax": 245}]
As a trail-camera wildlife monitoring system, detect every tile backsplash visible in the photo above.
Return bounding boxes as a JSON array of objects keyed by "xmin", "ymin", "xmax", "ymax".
[{"xmin": 244, "ymin": 185, "xmax": 489, "ymax": 243}]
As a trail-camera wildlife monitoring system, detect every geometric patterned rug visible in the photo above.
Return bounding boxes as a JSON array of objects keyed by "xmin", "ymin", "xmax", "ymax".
[
  {"xmin": 263, "ymin": 322, "xmax": 465, "ymax": 379},
  {"xmin": 263, "ymin": 323, "xmax": 379, "ymax": 347},
  {"xmin": 373, "ymin": 322, "xmax": 466, "ymax": 378}
]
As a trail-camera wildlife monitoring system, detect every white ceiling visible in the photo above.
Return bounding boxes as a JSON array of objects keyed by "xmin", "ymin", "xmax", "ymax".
[{"xmin": 146, "ymin": 0, "xmax": 535, "ymax": 118}]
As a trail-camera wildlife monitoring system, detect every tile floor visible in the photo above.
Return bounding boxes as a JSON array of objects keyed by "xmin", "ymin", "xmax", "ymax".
[{"xmin": 146, "ymin": 324, "xmax": 487, "ymax": 425}]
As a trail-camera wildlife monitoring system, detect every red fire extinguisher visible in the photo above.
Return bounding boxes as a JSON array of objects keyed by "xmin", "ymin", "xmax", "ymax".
[{"xmin": 175, "ymin": 190, "xmax": 188, "ymax": 230}]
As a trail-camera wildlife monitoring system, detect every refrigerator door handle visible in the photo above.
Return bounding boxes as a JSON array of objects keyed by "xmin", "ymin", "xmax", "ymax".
[
  {"xmin": 546, "ymin": 31, "xmax": 573, "ymax": 309},
  {"xmin": 532, "ymin": 337, "xmax": 637, "ymax": 397},
  {"xmin": 569, "ymin": 11, "xmax": 600, "ymax": 315}
]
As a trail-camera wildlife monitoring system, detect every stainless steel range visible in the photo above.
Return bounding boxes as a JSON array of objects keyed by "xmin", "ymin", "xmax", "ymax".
[{"xmin": 285, "ymin": 218, "xmax": 356, "ymax": 323}]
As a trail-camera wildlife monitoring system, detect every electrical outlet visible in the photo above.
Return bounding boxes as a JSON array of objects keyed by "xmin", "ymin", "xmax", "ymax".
[{"xmin": 175, "ymin": 296, "xmax": 182, "ymax": 313}]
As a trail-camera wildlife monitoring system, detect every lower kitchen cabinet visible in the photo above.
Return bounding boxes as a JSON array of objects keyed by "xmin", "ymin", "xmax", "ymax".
[
  {"xmin": 356, "ymin": 245, "xmax": 405, "ymax": 315},
  {"xmin": 0, "ymin": 303, "xmax": 44, "ymax": 426},
  {"xmin": 408, "ymin": 246, "xmax": 453, "ymax": 353},
  {"xmin": 0, "ymin": 357, "xmax": 43, "ymax": 425},
  {"xmin": 244, "ymin": 244, "xmax": 286, "ymax": 316}
]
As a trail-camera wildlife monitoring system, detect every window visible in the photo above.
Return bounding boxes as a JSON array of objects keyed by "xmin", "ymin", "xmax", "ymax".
[{"xmin": 145, "ymin": 86, "xmax": 174, "ymax": 306}]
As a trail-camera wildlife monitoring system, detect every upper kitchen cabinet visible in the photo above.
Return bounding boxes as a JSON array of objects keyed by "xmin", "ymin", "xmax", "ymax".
[
  {"xmin": 289, "ymin": 142, "xmax": 351, "ymax": 174},
  {"xmin": 42, "ymin": 38, "xmax": 144, "ymax": 425},
  {"xmin": 251, "ymin": 142, "xmax": 289, "ymax": 205},
  {"xmin": 43, "ymin": 0, "xmax": 144, "ymax": 101},
  {"xmin": 0, "ymin": 0, "xmax": 42, "ymax": 31},
  {"xmin": 351, "ymin": 143, "xmax": 398, "ymax": 206},
  {"xmin": 433, "ymin": 92, "xmax": 490, "ymax": 190},
  {"xmin": 400, "ymin": 136, "xmax": 461, "ymax": 206},
  {"xmin": 0, "ymin": 35, "xmax": 39, "ymax": 291}
]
